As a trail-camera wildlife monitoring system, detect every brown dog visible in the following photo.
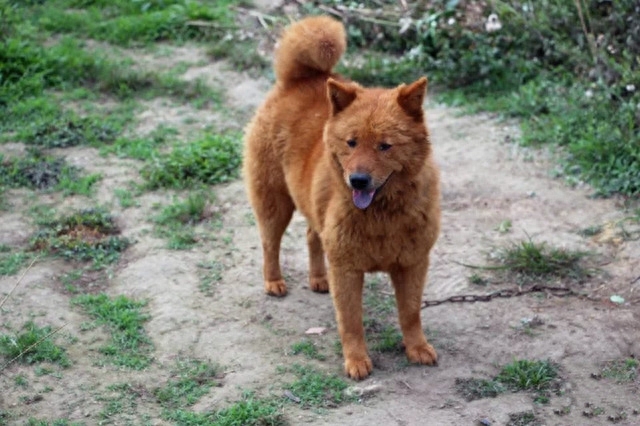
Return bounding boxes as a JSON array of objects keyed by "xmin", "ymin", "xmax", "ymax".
[{"xmin": 243, "ymin": 16, "xmax": 441, "ymax": 380}]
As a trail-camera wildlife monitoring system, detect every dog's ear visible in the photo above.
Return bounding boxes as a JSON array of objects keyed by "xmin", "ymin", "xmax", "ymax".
[
  {"xmin": 397, "ymin": 77, "xmax": 427, "ymax": 120},
  {"xmin": 327, "ymin": 79, "xmax": 357, "ymax": 115}
]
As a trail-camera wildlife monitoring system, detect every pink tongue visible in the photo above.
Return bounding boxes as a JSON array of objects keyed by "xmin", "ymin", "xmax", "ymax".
[{"xmin": 352, "ymin": 189, "xmax": 376, "ymax": 210}]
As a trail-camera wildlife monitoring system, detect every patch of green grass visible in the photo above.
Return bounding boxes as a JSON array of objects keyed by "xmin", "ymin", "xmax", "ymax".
[
  {"xmin": 198, "ymin": 260, "xmax": 224, "ymax": 295},
  {"xmin": 454, "ymin": 377, "xmax": 506, "ymax": 402},
  {"xmin": 153, "ymin": 193, "xmax": 211, "ymax": 249},
  {"xmin": 290, "ymin": 339, "xmax": 326, "ymax": 361},
  {"xmin": 24, "ymin": 420, "xmax": 81, "ymax": 426},
  {"xmin": 20, "ymin": 115, "xmax": 121, "ymax": 149},
  {"xmin": 14, "ymin": 373, "xmax": 28, "ymax": 387},
  {"xmin": 29, "ymin": 0, "xmax": 237, "ymax": 46},
  {"xmin": 497, "ymin": 359, "xmax": 558, "ymax": 395},
  {"xmin": 98, "ymin": 383, "xmax": 142, "ymax": 422},
  {"xmin": 601, "ymin": 357, "xmax": 638, "ymax": 383},
  {"xmin": 154, "ymin": 358, "xmax": 220, "ymax": 408},
  {"xmin": 367, "ymin": 322, "xmax": 403, "ymax": 354},
  {"xmin": 100, "ymin": 126, "xmax": 177, "ymax": 161},
  {"xmin": 30, "ymin": 208, "xmax": 130, "ymax": 267},
  {"xmin": 0, "ymin": 150, "xmax": 101, "ymax": 195},
  {"xmin": 286, "ymin": 365, "xmax": 353, "ymax": 409},
  {"xmin": 113, "ymin": 188, "xmax": 138, "ymax": 209},
  {"xmin": 164, "ymin": 391, "xmax": 285, "ymax": 426},
  {"xmin": 495, "ymin": 238, "xmax": 590, "ymax": 281},
  {"xmin": 468, "ymin": 273, "xmax": 489, "ymax": 286},
  {"xmin": 141, "ymin": 133, "xmax": 242, "ymax": 189},
  {"xmin": 0, "ymin": 251, "xmax": 30, "ymax": 276},
  {"xmin": 72, "ymin": 293, "xmax": 152, "ymax": 369},
  {"xmin": 0, "ymin": 321, "xmax": 70, "ymax": 367},
  {"xmin": 455, "ymin": 359, "xmax": 559, "ymax": 403},
  {"xmin": 208, "ymin": 37, "xmax": 270, "ymax": 76}
]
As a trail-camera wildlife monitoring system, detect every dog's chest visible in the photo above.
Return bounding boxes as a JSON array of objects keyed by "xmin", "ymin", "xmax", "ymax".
[{"xmin": 324, "ymin": 211, "xmax": 434, "ymax": 271}]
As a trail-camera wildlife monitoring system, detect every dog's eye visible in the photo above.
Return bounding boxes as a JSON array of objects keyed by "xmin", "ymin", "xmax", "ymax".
[
  {"xmin": 347, "ymin": 139, "xmax": 357, "ymax": 148},
  {"xmin": 378, "ymin": 142, "xmax": 392, "ymax": 151}
]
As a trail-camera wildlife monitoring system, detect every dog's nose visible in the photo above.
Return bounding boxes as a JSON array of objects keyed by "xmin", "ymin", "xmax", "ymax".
[{"xmin": 349, "ymin": 173, "xmax": 371, "ymax": 190}]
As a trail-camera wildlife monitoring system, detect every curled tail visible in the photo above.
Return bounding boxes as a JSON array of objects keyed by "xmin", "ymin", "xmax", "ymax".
[{"xmin": 274, "ymin": 16, "xmax": 346, "ymax": 85}]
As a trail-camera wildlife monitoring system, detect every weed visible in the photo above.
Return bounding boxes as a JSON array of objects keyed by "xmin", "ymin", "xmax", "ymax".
[
  {"xmin": 101, "ymin": 126, "xmax": 177, "ymax": 161},
  {"xmin": 114, "ymin": 188, "xmax": 138, "ymax": 209},
  {"xmin": 290, "ymin": 340, "xmax": 326, "ymax": 361},
  {"xmin": 507, "ymin": 411, "xmax": 541, "ymax": 426},
  {"xmin": 286, "ymin": 365, "xmax": 353, "ymax": 409},
  {"xmin": 601, "ymin": 358, "xmax": 638, "ymax": 383},
  {"xmin": 72, "ymin": 294, "xmax": 152, "ymax": 369},
  {"xmin": 367, "ymin": 323, "xmax": 403, "ymax": 354},
  {"xmin": 0, "ymin": 321, "xmax": 70, "ymax": 367},
  {"xmin": 495, "ymin": 239, "xmax": 590, "ymax": 281},
  {"xmin": 497, "ymin": 359, "xmax": 558, "ymax": 392},
  {"xmin": 164, "ymin": 391, "xmax": 285, "ymax": 426},
  {"xmin": 154, "ymin": 358, "xmax": 220, "ymax": 408},
  {"xmin": 22, "ymin": 115, "xmax": 121, "ymax": 149},
  {"xmin": 496, "ymin": 219, "xmax": 512, "ymax": 234},
  {"xmin": 30, "ymin": 208, "xmax": 130, "ymax": 267},
  {"xmin": 98, "ymin": 383, "xmax": 141, "ymax": 421},
  {"xmin": 455, "ymin": 359, "xmax": 559, "ymax": 403},
  {"xmin": 454, "ymin": 378, "xmax": 505, "ymax": 402},
  {"xmin": 153, "ymin": 193, "xmax": 211, "ymax": 249},
  {"xmin": 0, "ymin": 150, "xmax": 100, "ymax": 195},
  {"xmin": 14, "ymin": 374, "xmax": 28, "ymax": 387},
  {"xmin": 468, "ymin": 273, "xmax": 489, "ymax": 286},
  {"xmin": 579, "ymin": 225, "xmax": 603, "ymax": 237},
  {"xmin": 0, "ymin": 251, "xmax": 30, "ymax": 276},
  {"xmin": 198, "ymin": 260, "xmax": 224, "ymax": 295},
  {"xmin": 141, "ymin": 133, "xmax": 241, "ymax": 189}
]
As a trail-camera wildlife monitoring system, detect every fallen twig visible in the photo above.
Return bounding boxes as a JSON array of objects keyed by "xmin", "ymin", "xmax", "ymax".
[{"xmin": 0, "ymin": 323, "xmax": 67, "ymax": 373}]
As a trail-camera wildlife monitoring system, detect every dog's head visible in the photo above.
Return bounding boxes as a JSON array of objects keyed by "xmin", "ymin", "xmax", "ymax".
[{"xmin": 324, "ymin": 77, "xmax": 431, "ymax": 210}]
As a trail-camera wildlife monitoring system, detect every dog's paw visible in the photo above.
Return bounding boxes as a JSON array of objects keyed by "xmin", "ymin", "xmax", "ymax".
[
  {"xmin": 309, "ymin": 276, "xmax": 329, "ymax": 293},
  {"xmin": 264, "ymin": 279, "xmax": 287, "ymax": 297},
  {"xmin": 344, "ymin": 355, "xmax": 373, "ymax": 380},
  {"xmin": 405, "ymin": 342, "xmax": 438, "ymax": 365}
]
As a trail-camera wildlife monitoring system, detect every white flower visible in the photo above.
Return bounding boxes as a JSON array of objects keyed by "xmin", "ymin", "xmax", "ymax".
[
  {"xmin": 447, "ymin": 17, "xmax": 456, "ymax": 26},
  {"xmin": 485, "ymin": 14, "xmax": 502, "ymax": 32},
  {"xmin": 585, "ymin": 90, "xmax": 594, "ymax": 98},
  {"xmin": 626, "ymin": 84, "xmax": 636, "ymax": 92}
]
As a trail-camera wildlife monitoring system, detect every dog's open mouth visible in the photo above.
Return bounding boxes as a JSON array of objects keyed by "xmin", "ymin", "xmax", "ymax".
[{"xmin": 352, "ymin": 189, "xmax": 376, "ymax": 210}]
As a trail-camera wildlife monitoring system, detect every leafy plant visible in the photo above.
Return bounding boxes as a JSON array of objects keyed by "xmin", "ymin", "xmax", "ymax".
[{"xmin": 0, "ymin": 321, "xmax": 70, "ymax": 367}]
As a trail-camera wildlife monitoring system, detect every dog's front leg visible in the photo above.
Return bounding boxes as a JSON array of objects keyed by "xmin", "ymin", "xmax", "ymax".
[
  {"xmin": 391, "ymin": 261, "xmax": 438, "ymax": 366},
  {"xmin": 329, "ymin": 267, "xmax": 372, "ymax": 380}
]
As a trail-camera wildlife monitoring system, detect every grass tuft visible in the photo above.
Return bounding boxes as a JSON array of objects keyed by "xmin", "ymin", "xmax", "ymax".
[
  {"xmin": 154, "ymin": 358, "xmax": 220, "ymax": 408},
  {"xmin": 152, "ymin": 193, "xmax": 212, "ymax": 250},
  {"xmin": 290, "ymin": 339, "xmax": 326, "ymax": 361},
  {"xmin": 286, "ymin": 365, "xmax": 353, "ymax": 409},
  {"xmin": 72, "ymin": 293, "xmax": 152, "ymax": 369},
  {"xmin": 0, "ymin": 321, "xmax": 70, "ymax": 367},
  {"xmin": 30, "ymin": 208, "xmax": 130, "ymax": 267},
  {"xmin": 141, "ymin": 133, "xmax": 241, "ymax": 189},
  {"xmin": 495, "ymin": 239, "xmax": 590, "ymax": 281},
  {"xmin": 601, "ymin": 358, "xmax": 638, "ymax": 383}
]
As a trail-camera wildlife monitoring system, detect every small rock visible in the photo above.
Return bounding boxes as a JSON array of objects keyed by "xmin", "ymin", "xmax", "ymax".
[
  {"xmin": 283, "ymin": 390, "xmax": 300, "ymax": 403},
  {"xmin": 304, "ymin": 327, "xmax": 327, "ymax": 335},
  {"xmin": 477, "ymin": 418, "xmax": 492, "ymax": 426},
  {"xmin": 344, "ymin": 383, "xmax": 382, "ymax": 398}
]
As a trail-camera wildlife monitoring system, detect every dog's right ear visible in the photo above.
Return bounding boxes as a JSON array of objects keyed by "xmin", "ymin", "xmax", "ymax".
[{"xmin": 327, "ymin": 79, "xmax": 357, "ymax": 115}]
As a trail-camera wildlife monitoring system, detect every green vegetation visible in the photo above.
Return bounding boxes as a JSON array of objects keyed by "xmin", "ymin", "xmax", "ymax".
[
  {"xmin": 285, "ymin": 365, "xmax": 353, "ymax": 409},
  {"xmin": 100, "ymin": 126, "xmax": 178, "ymax": 161},
  {"xmin": 290, "ymin": 339, "xmax": 326, "ymax": 361},
  {"xmin": 601, "ymin": 357, "xmax": 638, "ymax": 383},
  {"xmin": 30, "ymin": 208, "xmax": 130, "ymax": 267},
  {"xmin": 198, "ymin": 260, "xmax": 224, "ymax": 295},
  {"xmin": 0, "ymin": 251, "xmax": 30, "ymax": 276},
  {"xmin": 0, "ymin": 321, "xmax": 70, "ymax": 367},
  {"xmin": 455, "ymin": 359, "xmax": 558, "ymax": 402},
  {"xmin": 152, "ymin": 193, "xmax": 212, "ymax": 249},
  {"xmin": 325, "ymin": 0, "xmax": 640, "ymax": 197},
  {"xmin": 507, "ymin": 411, "xmax": 541, "ymax": 426},
  {"xmin": 141, "ymin": 133, "xmax": 241, "ymax": 189},
  {"xmin": 0, "ymin": 151, "xmax": 100, "ymax": 195},
  {"xmin": 72, "ymin": 294, "xmax": 152, "ymax": 369},
  {"xmin": 209, "ymin": 38, "xmax": 270, "ymax": 75},
  {"xmin": 154, "ymin": 358, "xmax": 220, "ymax": 408},
  {"xmin": 494, "ymin": 238, "xmax": 590, "ymax": 281},
  {"xmin": 165, "ymin": 391, "xmax": 286, "ymax": 426}
]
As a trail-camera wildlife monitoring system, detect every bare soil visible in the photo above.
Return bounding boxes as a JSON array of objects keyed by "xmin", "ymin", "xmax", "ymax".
[{"xmin": 1, "ymin": 7, "xmax": 639, "ymax": 426}]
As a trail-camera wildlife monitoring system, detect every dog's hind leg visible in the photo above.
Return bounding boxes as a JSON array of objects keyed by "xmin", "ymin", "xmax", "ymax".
[
  {"xmin": 252, "ymin": 191, "xmax": 295, "ymax": 297},
  {"xmin": 307, "ymin": 227, "xmax": 328, "ymax": 292},
  {"xmin": 390, "ymin": 261, "xmax": 438, "ymax": 366}
]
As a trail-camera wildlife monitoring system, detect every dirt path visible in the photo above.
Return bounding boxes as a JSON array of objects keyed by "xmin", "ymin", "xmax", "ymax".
[{"xmin": 1, "ymin": 13, "xmax": 639, "ymax": 426}]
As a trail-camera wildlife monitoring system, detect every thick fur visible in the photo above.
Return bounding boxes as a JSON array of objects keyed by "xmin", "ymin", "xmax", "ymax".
[{"xmin": 243, "ymin": 16, "xmax": 441, "ymax": 380}]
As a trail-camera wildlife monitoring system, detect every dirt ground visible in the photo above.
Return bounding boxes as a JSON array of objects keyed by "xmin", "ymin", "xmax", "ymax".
[{"xmin": 1, "ymin": 3, "xmax": 640, "ymax": 426}]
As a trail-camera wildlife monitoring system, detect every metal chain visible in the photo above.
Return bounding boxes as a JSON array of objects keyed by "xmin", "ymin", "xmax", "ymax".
[{"xmin": 421, "ymin": 284, "xmax": 589, "ymax": 309}]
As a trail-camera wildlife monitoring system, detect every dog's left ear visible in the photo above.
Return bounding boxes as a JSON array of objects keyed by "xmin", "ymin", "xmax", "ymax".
[{"xmin": 397, "ymin": 77, "xmax": 427, "ymax": 120}]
